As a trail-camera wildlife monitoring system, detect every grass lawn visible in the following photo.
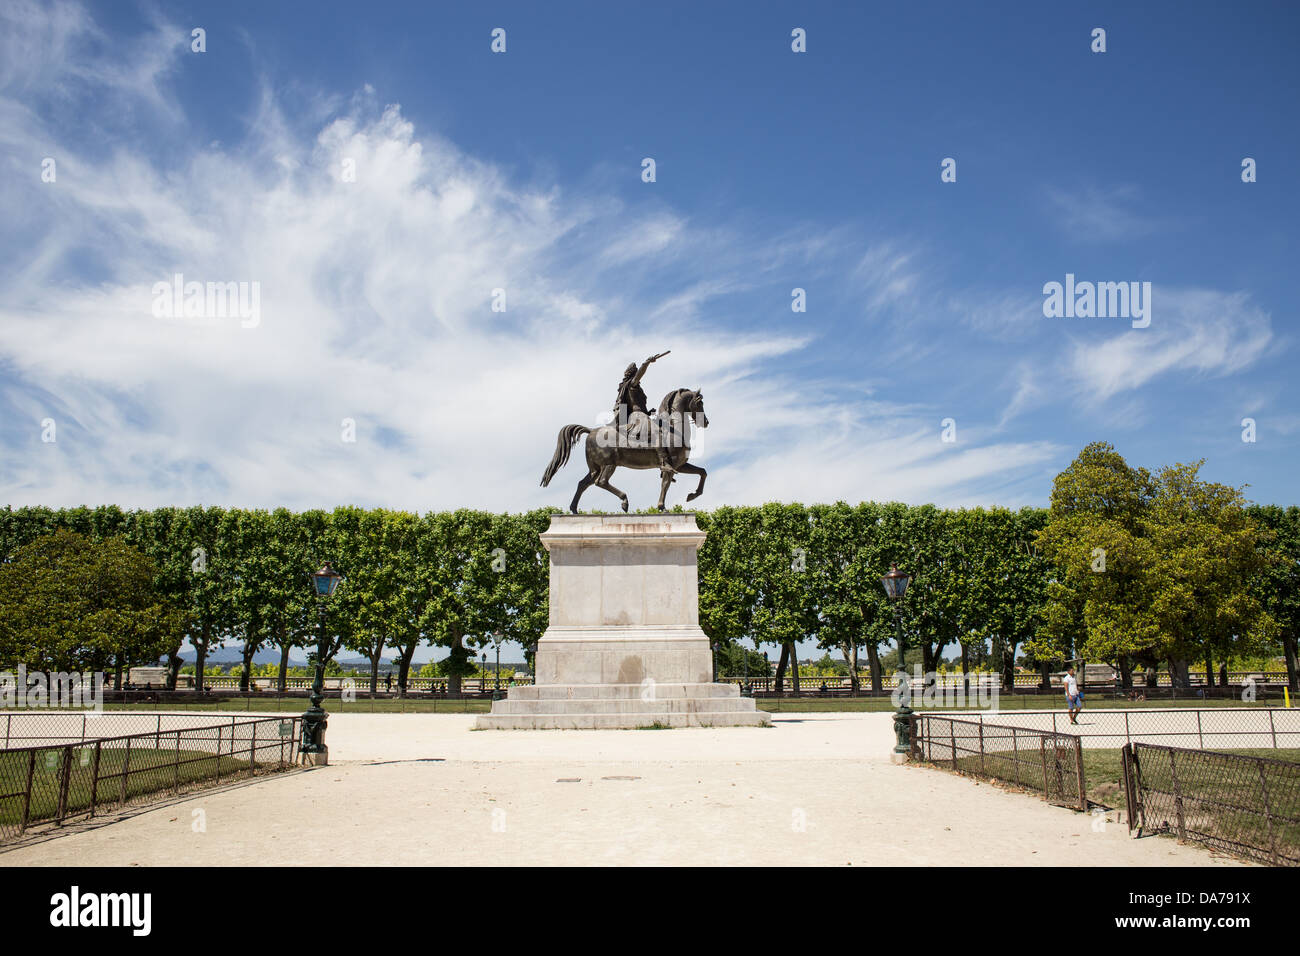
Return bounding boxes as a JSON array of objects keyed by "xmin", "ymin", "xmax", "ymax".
[
  {"xmin": 96, "ymin": 694, "xmax": 1295, "ymax": 715},
  {"xmin": 0, "ymin": 745, "xmax": 287, "ymax": 833}
]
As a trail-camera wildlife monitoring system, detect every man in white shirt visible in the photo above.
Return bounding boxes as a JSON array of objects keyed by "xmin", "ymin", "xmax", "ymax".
[{"xmin": 1064, "ymin": 666, "xmax": 1083, "ymax": 724}]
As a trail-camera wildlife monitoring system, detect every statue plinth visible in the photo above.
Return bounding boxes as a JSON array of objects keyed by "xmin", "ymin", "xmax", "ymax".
[{"xmin": 476, "ymin": 514, "xmax": 770, "ymax": 729}]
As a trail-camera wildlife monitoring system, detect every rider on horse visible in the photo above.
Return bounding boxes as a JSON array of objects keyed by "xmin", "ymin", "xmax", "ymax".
[{"xmin": 614, "ymin": 351, "xmax": 674, "ymax": 474}]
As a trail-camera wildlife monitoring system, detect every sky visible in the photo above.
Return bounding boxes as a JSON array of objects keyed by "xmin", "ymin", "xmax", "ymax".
[{"xmin": 1, "ymin": 1, "xmax": 1297, "ymax": 526}]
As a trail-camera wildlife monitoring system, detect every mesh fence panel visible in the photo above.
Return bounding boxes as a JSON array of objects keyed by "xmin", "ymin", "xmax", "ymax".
[
  {"xmin": 930, "ymin": 708, "xmax": 1300, "ymax": 749},
  {"xmin": 0, "ymin": 716, "xmax": 300, "ymax": 842},
  {"xmin": 911, "ymin": 714, "xmax": 1086, "ymax": 810},
  {"xmin": 1125, "ymin": 743, "xmax": 1300, "ymax": 866}
]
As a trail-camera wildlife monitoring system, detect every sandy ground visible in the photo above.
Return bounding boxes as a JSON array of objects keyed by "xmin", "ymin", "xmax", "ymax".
[{"xmin": 1, "ymin": 713, "xmax": 1239, "ymax": 866}]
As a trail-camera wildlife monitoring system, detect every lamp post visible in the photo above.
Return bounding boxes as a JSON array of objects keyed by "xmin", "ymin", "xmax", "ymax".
[
  {"xmin": 480, "ymin": 652, "xmax": 488, "ymax": 696},
  {"xmin": 881, "ymin": 565, "xmax": 912, "ymax": 757},
  {"xmin": 301, "ymin": 561, "xmax": 343, "ymax": 765},
  {"xmin": 711, "ymin": 642, "xmax": 719, "ymax": 683},
  {"xmin": 492, "ymin": 635, "xmax": 503, "ymax": 699}
]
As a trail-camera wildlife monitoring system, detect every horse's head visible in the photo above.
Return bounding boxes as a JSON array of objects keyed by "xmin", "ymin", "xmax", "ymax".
[{"xmin": 689, "ymin": 388, "xmax": 708, "ymax": 428}]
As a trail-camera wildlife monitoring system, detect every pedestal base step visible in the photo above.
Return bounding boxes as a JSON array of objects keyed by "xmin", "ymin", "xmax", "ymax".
[{"xmin": 474, "ymin": 683, "xmax": 772, "ymax": 730}]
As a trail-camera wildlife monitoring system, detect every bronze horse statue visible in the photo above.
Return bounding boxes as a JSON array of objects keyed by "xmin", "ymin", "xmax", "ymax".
[{"xmin": 540, "ymin": 387, "xmax": 709, "ymax": 513}]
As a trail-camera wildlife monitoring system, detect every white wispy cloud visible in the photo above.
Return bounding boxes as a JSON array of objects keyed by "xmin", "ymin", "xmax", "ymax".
[
  {"xmin": 1062, "ymin": 289, "xmax": 1274, "ymax": 403},
  {"xmin": 1043, "ymin": 184, "xmax": 1160, "ymax": 242}
]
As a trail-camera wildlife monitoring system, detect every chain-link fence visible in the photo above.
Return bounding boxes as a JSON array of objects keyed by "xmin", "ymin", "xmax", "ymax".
[
  {"xmin": 0, "ymin": 712, "xmax": 290, "ymax": 749},
  {"xmin": 0, "ymin": 715, "xmax": 300, "ymax": 843},
  {"xmin": 930, "ymin": 708, "xmax": 1300, "ymax": 750},
  {"xmin": 1123, "ymin": 742, "xmax": 1300, "ymax": 866},
  {"xmin": 910, "ymin": 714, "xmax": 1086, "ymax": 810}
]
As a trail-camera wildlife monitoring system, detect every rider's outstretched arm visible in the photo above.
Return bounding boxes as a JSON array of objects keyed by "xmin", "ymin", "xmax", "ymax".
[{"xmin": 631, "ymin": 350, "xmax": 669, "ymax": 386}]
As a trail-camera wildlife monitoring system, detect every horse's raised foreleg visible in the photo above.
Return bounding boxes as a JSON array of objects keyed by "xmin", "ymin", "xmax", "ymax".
[
  {"xmin": 569, "ymin": 470, "xmax": 596, "ymax": 514},
  {"xmin": 593, "ymin": 466, "xmax": 629, "ymax": 512},
  {"xmin": 676, "ymin": 462, "xmax": 707, "ymax": 502}
]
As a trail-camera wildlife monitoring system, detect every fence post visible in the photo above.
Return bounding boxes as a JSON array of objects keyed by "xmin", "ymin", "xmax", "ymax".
[
  {"xmin": 1168, "ymin": 749, "xmax": 1186, "ymax": 841},
  {"xmin": 21, "ymin": 750, "xmax": 36, "ymax": 833},
  {"xmin": 120, "ymin": 739, "xmax": 131, "ymax": 803},
  {"xmin": 56, "ymin": 746, "xmax": 72, "ymax": 823},
  {"xmin": 1269, "ymin": 710, "xmax": 1277, "ymax": 749},
  {"xmin": 1121, "ymin": 745, "xmax": 1139, "ymax": 833},
  {"xmin": 173, "ymin": 733, "xmax": 181, "ymax": 793},
  {"xmin": 950, "ymin": 720, "xmax": 957, "ymax": 770},
  {"xmin": 1073, "ymin": 737, "xmax": 1086, "ymax": 812},
  {"xmin": 1196, "ymin": 710, "xmax": 1204, "ymax": 749},
  {"xmin": 89, "ymin": 741, "xmax": 102, "ymax": 818},
  {"xmin": 5, "ymin": 713, "xmax": 10, "ymax": 749},
  {"xmin": 1255, "ymin": 763, "xmax": 1279, "ymax": 865},
  {"xmin": 1012, "ymin": 730, "xmax": 1020, "ymax": 787},
  {"xmin": 978, "ymin": 721, "xmax": 986, "ymax": 776},
  {"xmin": 1038, "ymin": 738, "xmax": 1050, "ymax": 802},
  {"xmin": 1124, "ymin": 711, "xmax": 1131, "ymax": 748},
  {"xmin": 250, "ymin": 721, "xmax": 257, "ymax": 772},
  {"xmin": 214, "ymin": 725, "xmax": 222, "ymax": 784}
]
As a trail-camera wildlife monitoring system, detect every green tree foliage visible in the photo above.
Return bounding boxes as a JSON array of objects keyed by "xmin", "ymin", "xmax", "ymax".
[
  {"xmin": 0, "ymin": 529, "xmax": 181, "ymax": 681},
  {"xmin": 1249, "ymin": 505, "xmax": 1300, "ymax": 692},
  {"xmin": 1030, "ymin": 442, "xmax": 1276, "ymax": 687}
]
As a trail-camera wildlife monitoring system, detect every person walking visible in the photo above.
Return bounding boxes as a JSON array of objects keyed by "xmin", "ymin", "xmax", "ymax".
[{"xmin": 1064, "ymin": 665, "xmax": 1084, "ymax": 724}]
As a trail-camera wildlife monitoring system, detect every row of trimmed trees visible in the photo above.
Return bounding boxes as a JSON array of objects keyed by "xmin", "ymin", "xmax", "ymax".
[{"xmin": 1, "ymin": 444, "xmax": 1297, "ymax": 693}]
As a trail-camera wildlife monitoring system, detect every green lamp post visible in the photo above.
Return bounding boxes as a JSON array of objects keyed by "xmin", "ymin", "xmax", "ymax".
[
  {"xmin": 881, "ymin": 565, "xmax": 912, "ymax": 756},
  {"xmin": 301, "ymin": 561, "xmax": 343, "ymax": 764}
]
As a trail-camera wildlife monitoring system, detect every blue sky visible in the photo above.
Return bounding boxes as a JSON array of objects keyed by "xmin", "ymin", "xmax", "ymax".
[{"xmin": 1, "ymin": 0, "xmax": 1297, "ymax": 524}]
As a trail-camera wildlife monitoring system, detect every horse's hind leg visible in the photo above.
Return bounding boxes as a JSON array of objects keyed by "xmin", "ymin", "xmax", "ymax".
[
  {"xmin": 676, "ymin": 462, "xmax": 707, "ymax": 502},
  {"xmin": 569, "ymin": 471, "xmax": 596, "ymax": 514},
  {"xmin": 593, "ymin": 466, "xmax": 629, "ymax": 512}
]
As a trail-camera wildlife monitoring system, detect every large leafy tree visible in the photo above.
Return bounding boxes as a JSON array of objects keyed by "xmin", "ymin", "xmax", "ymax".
[
  {"xmin": 1250, "ymin": 505, "xmax": 1300, "ymax": 692},
  {"xmin": 1030, "ymin": 443, "xmax": 1276, "ymax": 686},
  {"xmin": 0, "ymin": 529, "xmax": 181, "ymax": 680}
]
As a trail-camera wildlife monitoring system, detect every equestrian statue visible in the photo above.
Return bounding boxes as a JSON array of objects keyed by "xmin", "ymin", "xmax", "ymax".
[{"xmin": 540, "ymin": 350, "xmax": 710, "ymax": 513}]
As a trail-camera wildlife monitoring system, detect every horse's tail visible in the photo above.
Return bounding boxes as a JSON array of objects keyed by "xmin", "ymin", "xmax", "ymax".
[{"xmin": 540, "ymin": 424, "xmax": 591, "ymax": 487}]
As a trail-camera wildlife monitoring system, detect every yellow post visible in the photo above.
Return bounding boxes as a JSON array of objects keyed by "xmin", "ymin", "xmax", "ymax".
[{"xmin": 1285, "ymin": 687, "xmax": 1291, "ymax": 708}]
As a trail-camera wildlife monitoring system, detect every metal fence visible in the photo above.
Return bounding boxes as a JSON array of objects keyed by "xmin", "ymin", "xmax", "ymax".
[
  {"xmin": 1123, "ymin": 742, "xmax": 1300, "ymax": 866},
  {"xmin": 928, "ymin": 708, "xmax": 1300, "ymax": 750},
  {"xmin": 910, "ymin": 714, "xmax": 1086, "ymax": 811},
  {"xmin": 0, "ymin": 715, "xmax": 300, "ymax": 843},
  {"xmin": 0, "ymin": 712, "xmax": 289, "ymax": 750}
]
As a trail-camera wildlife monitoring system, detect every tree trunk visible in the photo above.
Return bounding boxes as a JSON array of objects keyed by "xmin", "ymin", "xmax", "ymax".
[
  {"xmin": 277, "ymin": 640, "xmax": 291, "ymax": 692},
  {"xmin": 790, "ymin": 647, "xmax": 801, "ymax": 695},
  {"xmin": 240, "ymin": 642, "xmax": 256, "ymax": 693},
  {"xmin": 1001, "ymin": 641, "xmax": 1015, "ymax": 693},
  {"xmin": 841, "ymin": 642, "xmax": 859, "ymax": 693},
  {"xmin": 865, "ymin": 642, "xmax": 882, "ymax": 693},
  {"xmin": 195, "ymin": 620, "xmax": 210, "ymax": 691},
  {"xmin": 1039, "ymin": 661, "xmax": 1051, "ymax": 691},
  {"xmin": 395, "ymin": 642, "xmax": 417, "ymax": 698},
  {"xmin": 1283, "ymin": 633, "xmax": 1299, "ymax": 695},
  {"xmin": 368, "ymin": 650, "xmax": 382, "ymax": 695},
  {"xmin": 1204, "ymin": 652, "xmax": 1214, "ymax": 688},
  {"xmin": 113, "ymin": 659, "xmax": 124, "ymax": 691},
  {"xmin": 448, "ymin": 632, "xmax": 465, "ymax": 696},
  {"xmin": 1118, "ymin": 656, "xmax": 1133, "ymax": 689},
  {"xmin": 167, "ymin": 651, "xmax": 183, "ymax": 691},
  {"xmin": 774, "ymin": 643, "xmax": 789, "ymax": 694},
  {"xmin": 1167, "ymin": 657, "xmax": 1192, "ymax": 690},
  {"xmin": 960, "ymin": 643, "xmax": 969, "ymax": 677}
]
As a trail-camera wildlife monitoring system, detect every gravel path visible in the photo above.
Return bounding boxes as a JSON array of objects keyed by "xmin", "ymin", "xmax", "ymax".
[{"xmin": 0, "ymin": 713, "xmax": 1240, "ymax": 866}]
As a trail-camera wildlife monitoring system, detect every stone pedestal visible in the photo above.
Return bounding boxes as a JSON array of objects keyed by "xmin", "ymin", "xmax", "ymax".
[{"xmin": 475, "ymin": 514, "xmax": 770, "ymax": 729}]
